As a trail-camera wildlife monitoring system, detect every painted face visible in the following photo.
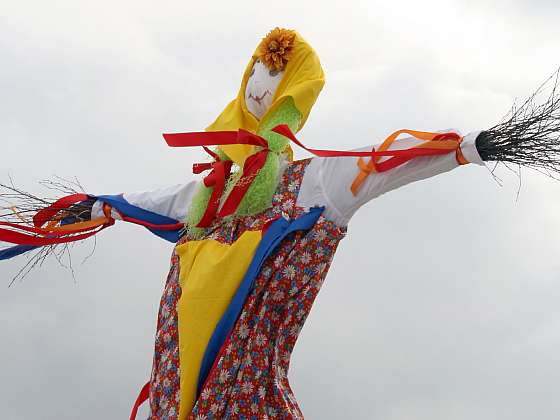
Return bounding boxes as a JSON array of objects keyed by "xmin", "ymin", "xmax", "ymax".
[{"xmin": 245, "ymin": 59, "xmax": 284, "ymax": 120}]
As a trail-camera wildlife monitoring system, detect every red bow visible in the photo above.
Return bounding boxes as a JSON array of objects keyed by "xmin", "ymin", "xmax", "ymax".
[
  {"xmin": 181, "ymin": 131, "xmax": 271, "ymax": 227},
  {"xmin": 193, "ymin": 156, "xmax": 233, "ymax": 228}
]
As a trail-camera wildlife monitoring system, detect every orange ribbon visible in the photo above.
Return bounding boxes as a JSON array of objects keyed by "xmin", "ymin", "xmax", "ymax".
[
  {"xmin": 351, "ymin": 129, "xmax": 468, "ymax": 196},
  {"xmin": 0, "ymin": 198, "xmax": 115, "ymax": 247}
]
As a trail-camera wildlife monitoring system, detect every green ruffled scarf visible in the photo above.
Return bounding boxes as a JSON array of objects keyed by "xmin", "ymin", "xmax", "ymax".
[{"xmin": 185, "ymin": 99, "xmax": 302, "ymax": 238}]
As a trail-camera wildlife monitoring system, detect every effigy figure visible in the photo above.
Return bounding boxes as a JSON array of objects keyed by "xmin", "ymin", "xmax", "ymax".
[{"xmin": 1, "ymin": 28, "xmax": 559, "ymax": 419}]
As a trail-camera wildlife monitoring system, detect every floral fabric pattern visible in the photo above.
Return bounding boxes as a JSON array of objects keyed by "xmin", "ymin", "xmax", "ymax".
[
  {"xmin": 149, "ymin": 159, "xmax": 346, "ymax": 419},
  {"xmin": 190, "ymin": 216, "xmax": 344, "ymax": 419},
  {"xmin": 149, "ymin": 252, "xmax": 182, "ymax": 418}
]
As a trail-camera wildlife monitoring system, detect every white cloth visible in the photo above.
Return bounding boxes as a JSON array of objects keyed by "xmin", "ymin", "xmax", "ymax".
[
  {"xmin": 91, "ymin": 131, "xmax": 483, "ymax": 227},
  {"xmin": 297, "ymin": 129, "xmax": 483, "ymax": 225},
  {"xmin": 91, "ymin": 182, "xmax": 197, "ymax": 221},
  {"xmin": 245, "ymin": 60, "xmax": 284, "ymax": 120}
]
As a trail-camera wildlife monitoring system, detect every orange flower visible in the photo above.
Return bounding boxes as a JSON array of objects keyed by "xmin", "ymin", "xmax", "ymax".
[{"xmin": 257, "ymin": 28, "xmax": 296, "ymax": 71}]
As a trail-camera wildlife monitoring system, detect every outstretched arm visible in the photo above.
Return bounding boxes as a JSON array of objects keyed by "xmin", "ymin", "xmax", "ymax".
[
  {"xmin": 88, "ymin": 181, "xmax": 198, "ymax": 241},
  {"xmin": 297, "ymin": 130, "xmax": 484, "ymax": 226},
  {"xmin": 0, "ymin": 180, "xmax": 197, "ymax": 266},
  {"xmin": 91, "ymin": 182, "xmax": 196, "ymax": 223}
]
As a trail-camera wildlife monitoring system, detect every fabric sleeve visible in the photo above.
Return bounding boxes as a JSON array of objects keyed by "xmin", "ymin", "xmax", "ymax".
[
  {"xmin": 296, "ymin": 130, "xmax": 484, "ymax": 226},
  {"xmin": 91, "ymin": 182, "xmax": 197, "ymax": 222}
]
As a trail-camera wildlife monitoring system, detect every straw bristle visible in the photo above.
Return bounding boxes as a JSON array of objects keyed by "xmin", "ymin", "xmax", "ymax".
[
  {"xmin": 476, "ymin": 68, "xmax": 560, "ymax": 178},
  {"xmin": 0, "ymin": 176, "xmax": 94, "ymax": 285}
]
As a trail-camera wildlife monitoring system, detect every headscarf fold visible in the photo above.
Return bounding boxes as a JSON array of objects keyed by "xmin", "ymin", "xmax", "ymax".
[{"xmin": 206, "ymin": 31, "xmax": 325, "ymax": 165}]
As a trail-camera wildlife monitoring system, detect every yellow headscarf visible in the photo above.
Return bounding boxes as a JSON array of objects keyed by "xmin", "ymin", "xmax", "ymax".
[{"xmin": 206, "ymin": 30, "xmax": 325, "ymax": 165}]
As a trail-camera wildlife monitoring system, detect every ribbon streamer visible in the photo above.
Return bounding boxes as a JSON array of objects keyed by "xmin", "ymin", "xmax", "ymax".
[
  {"xmin": 0, "ymin": 195, "xmax": 184, "ymax": 256},
  {"xmin": 164, "ymin": 125, "xmax": 467, "ymax": 223}
]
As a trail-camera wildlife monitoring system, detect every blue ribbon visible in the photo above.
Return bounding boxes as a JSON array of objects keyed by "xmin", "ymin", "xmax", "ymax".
[
  {"xmin": 96, "ymin": 194, "xmax": 182, "ymax": 243},
  {"xmin": 0, "ymin": 194, "xmax": 183, "ymax": 261},
  {"xmin": 196, "ymin": 207, "xmax": 324, "ymax": 396}
]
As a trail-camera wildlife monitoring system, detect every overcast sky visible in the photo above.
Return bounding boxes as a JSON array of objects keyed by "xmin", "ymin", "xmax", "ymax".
[{"xmin": 1, "ymin": 1, "xmax": 560, "ymax": 419}]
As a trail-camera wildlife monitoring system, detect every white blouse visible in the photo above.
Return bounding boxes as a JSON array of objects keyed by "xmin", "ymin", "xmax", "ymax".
[{"xmin": 91, "ymin": 130, "xmax": 484, "ymax": 228}]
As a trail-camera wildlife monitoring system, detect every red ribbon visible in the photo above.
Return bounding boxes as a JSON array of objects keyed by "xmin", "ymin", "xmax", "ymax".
[
  {"xmin": 166, "ymin": 129, "xmax": 271, "ymax": 227},
  {"xmin": 0, "ymin": 219, "xmax": 104, "ymax": 237},
  {"xmin": 33, "ymin": 193, "xmax": 90, "ymax": 228},
  {"xmin": 196, "ymin": 159, "xmax": 233, "ymax": 227},
  {"xmin": 0, "ymin": 223, "xmax": 111, "ymax": 246},
  {"xmin": 119, "ymin": 215, "xmax": 184, "ymax": 231},
  {"xmin": 163, "ymin": 125, "xmax": 463, "ymax": 226},
  {"xmin": 271, "ymin": 124, "xmax": 458, "ymax": 170},
  {"xmin": 164, "ymin": 128, "xmax": 267, "ymax": 149},
  {"xmin": 165, "ymin": 125, "xmax": 458, "ymax": 163},
  {"xmin": 218, "ymin": 149, "xmax": 269, "ymax": 218},
  {"xmin": 130, "ymin": 382, "xmax": 150, "ymax": 420},
  {"xmin": 0, "ymin": 194, "xmax": 115, "ymax": 247}
]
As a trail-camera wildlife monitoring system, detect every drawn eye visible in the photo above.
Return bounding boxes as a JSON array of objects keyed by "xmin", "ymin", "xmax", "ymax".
[{"xmin": 269, "ymin": 69, "xmax": 279, "ymax": 77}]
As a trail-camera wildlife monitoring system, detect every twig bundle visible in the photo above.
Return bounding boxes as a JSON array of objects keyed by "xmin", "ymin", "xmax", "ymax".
[
  {"xmin": 0, "ymin": 176, "xmax": 95, "ymax": 285},
  {"xmin": 476, "ymin": 68, "xmax": 560, "ymax": 178}
]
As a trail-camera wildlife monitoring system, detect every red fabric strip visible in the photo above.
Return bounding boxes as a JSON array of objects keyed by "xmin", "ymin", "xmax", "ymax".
[
  {"xmin": 163, "ymin": 130, "xmax": 238, "ymax": 147},
  {"xmin": 193, "ymin": 162, "xmax": 214, "ymax": 175},
  {"xmin": 203, "ymin": 146, "xmax": 219, "ymax": 160},
  {"xmin": 119, "ymin": 215, "xmax": 184, "ymax": 231},
  {"xmin": 271, "ymin": 124, "xmax": 457, "ymax": 160},
  {"xmin": 164, "ymin": 125, "xmax": 458, "ymax": 160},
  {"xmin": 217, "ymin": 149, "xmax": 269, "ymax": 218},
  {"xmin": 130, "ymin": 382, "xmax": 150, "ymax": 420},
  {"xmin": 196, "ymin": 160, "xmax": 233, "ymax": 227},
  {"xmin": 33, "ymin": 193, "xmax": 90, "ymax": 227},
  {"xmin": 163, "ymin": 129, "xmax": 267, "ymax": 148},
  {"xmin": 0, "ymin": 225, "xmax": 108, "ymax": 246},
  {"xmin": 373, "ymin": 148, "xmax": 452, "ymax": 172}
]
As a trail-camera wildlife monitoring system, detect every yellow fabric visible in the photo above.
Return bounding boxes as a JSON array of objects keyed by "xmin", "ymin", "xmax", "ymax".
[
  {"xmin": 206, "ymin": 31, "xmax": 325, "ymax": 165},
  {"xmin": 176, "ymin": 230, "xmax": 262, "ymax": 418}
]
